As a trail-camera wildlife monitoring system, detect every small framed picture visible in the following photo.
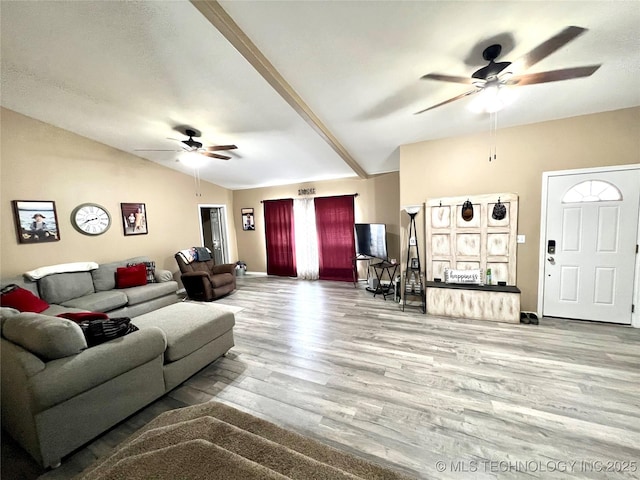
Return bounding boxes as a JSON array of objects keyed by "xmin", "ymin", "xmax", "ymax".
[
  {"xmin": 12, "ymin": 200, "xmax": 61, "ymax": 244},
  {"xmin": 409, "ymin": 237, "xmax": 417, "ymax": 246},
  {"xmin": 241, "ymin": 208, "xmax": 255, "ymax": 231},
  {"xmin": 411, "ymin": 258, "xmax": 419, "ymax": 269},
  {"xmin": 121, "ymin": 203, "xmax": 148, "ymax": 235}
]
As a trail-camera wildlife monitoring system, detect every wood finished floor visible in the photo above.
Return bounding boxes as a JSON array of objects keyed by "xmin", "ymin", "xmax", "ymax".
[{"xmin": 3, "ymin": 275, "xmax": 640, "ymax": 479}]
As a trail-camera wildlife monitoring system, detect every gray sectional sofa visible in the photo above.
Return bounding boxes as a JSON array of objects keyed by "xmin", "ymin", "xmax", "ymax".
[{"xmin": 0, "ymin": 257, "xmax": 236, "ymax": 469}]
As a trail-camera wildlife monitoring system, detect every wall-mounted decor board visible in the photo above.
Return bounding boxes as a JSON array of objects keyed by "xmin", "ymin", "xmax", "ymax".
[{"xmin": 425, "ymin": 192, "xmax": 518, "ymax": 285}]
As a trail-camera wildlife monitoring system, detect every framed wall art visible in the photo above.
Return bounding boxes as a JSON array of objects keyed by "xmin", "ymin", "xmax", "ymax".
[
  {"xmin": 12, "ymin": 200, "xmax": 61, "ymax": 244},
  {"xmin": 241, "ymin": 208, "xmax": 255, "ymax": 231},
  {"xmin": 121, "ymin": 203, "xmax": 148, "ymax": 235}
]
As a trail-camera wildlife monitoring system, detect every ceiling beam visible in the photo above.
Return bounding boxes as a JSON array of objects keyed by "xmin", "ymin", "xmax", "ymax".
[{"xmin": 190, "ymin": 0, "xmax": 369, "ymax": 179}]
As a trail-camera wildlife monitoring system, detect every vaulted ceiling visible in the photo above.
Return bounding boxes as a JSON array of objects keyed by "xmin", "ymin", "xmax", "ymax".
[{"xmin": 2, "ymin": 1, "xmax": 638, "ymax": 189}]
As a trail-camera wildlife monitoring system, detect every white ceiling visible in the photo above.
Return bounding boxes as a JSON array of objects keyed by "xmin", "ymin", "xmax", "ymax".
[{"xmin": 2, "ymin": 1, "xmax": 639, "ymax": 190}]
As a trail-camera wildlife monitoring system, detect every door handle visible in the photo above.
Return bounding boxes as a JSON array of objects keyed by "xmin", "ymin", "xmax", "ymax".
[{"xmin": 547, "ymin": 257, "xmax": 555, "ymax": 264}]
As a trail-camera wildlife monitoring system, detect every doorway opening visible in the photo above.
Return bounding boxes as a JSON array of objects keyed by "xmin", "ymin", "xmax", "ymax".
[{"xmin": 198, "ymin": 204, "xmax": 230, "ymax": 265}]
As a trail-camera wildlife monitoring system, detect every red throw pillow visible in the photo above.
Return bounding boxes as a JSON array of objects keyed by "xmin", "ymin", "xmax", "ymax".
[
  {"xmin": 115, "ymin": 264, "xmax": 147, "ymax": 288},
  {"xmin": 1, "ymin": 286, "xmax": 49, "ymax": 313},
  {"xmin": 57, "ymin": 312, "xmax": 110, "ymax": 323}
]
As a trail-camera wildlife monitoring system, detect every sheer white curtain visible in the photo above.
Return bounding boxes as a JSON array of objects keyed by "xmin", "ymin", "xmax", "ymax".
[{"xmin": 294, "ymin": 198, "xmax": 319, "ymax": 280}]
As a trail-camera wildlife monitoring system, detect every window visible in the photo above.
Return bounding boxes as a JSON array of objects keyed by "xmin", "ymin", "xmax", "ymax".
[{"xmin": 562, "ymin": 180, "xmax": 622, "ymax": 203}]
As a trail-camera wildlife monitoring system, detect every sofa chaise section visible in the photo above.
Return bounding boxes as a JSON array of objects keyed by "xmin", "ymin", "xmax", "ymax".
[
  {"xmin": 134, "ymin": 302, "xmax": 235, "ymax": 391},
  {"xmin": 0, "ymin": 301, "xmax": 236, "ymax": 469},
  {"xmin": 0, "ymin": 312, "xmax": 167, "ymax": 469}
]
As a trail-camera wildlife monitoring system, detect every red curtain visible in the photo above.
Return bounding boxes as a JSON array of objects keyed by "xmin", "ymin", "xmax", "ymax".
[
  {"xmin": 314, "ymin": 195, "xmax": 355, "ymax": 282},
  {"xmin": 263, "ymin": 199, "xmax": 297, "ymax": 277}
]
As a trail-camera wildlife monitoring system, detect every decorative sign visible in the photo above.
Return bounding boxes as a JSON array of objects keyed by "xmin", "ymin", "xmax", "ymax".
[
  {"xmin": 298, "ymin": 188, "xmax": 316, "ymax": 196},
  {"xmin": 444, "ymin": 268, "xmax": 482, "ymax": 285}
]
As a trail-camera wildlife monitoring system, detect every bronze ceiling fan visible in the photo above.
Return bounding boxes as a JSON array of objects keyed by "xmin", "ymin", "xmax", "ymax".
[
  {"xmin": 415, "ymin": 26, "xmax": 601, "ymax": 114},
  {"xmin": 136, "ymin": 127, "xmax": 237, "ymax": 160}
]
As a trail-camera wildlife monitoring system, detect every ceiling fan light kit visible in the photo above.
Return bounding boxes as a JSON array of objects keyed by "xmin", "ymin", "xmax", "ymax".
[
  {"xmin": 179, "ymin": 151, "xmax": 208, "ymax": 169},
  {"xmin": 468, "ymin": 82, "xmax": 516, "ymax": 114}
]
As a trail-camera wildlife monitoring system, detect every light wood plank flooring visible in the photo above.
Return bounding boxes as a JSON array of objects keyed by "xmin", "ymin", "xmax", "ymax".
[{"xmin": 3, "ymin": 275, "xmax": 640, "ymax": 479}]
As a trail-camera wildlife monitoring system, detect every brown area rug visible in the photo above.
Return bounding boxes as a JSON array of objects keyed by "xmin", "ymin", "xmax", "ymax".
[{"xmin": 76, "ymin": 401, "xmax": 414, "ymax": 480}]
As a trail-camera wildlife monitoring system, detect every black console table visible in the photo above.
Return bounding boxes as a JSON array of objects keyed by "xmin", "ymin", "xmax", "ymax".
[{"xmin": 369, "ymin": 261, "xmax": 399, "ymax": 300}]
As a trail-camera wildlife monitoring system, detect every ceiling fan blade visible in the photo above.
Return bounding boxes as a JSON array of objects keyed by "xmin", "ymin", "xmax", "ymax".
[
  {"xmin": 202, "ymin": 152, "xmax": 231, "ymax": 160},
  {"xmin": 421, "ymin": 73, "xmax": 474, "ymax": 84},
  {"xmin": 206, "ymin": 145, "xmax": 238, "ymax": 151},
  {"xmin": 515, "ymin": 26, "xmax": 587, "ymax": 71},
  {"xmin": 414, "ymin": 89, "xmax": 478, "ymax": 115},
  {"xmin": 509, "ymin": 65, "xmax": 601, "ymax": 85}
]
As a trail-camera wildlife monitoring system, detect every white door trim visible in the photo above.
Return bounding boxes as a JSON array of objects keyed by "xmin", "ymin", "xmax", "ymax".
[
  {"xmin": 197, "ymin": 203, "xmax": 230, "ymax": 264},
  {"xmin": 537, "ymin": 164, "xmax": 640, "ymax": 327}
]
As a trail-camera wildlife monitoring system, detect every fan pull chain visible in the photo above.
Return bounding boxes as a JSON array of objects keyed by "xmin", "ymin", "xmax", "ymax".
[
  {"xmin": 488, "ymin": 111, "xmax": 498, "ymax": 162},
  {"xmin": 194, "ymin": 168, "xmax": 202, "ymax": 197},
  {"xmin": 493, "ymin": 111, "xmax": 498, "ymax": 161}
]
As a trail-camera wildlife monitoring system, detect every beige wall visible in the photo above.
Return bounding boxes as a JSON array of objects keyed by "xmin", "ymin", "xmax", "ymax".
[
  {"xmin": 233, "ymin": 173, "xmax": 400, "ymax": 275},
  {"xmin": 1, "ymin": 108, "xmax": 237, "ymax": 278},
  {"xmin": 400, "ymin": 106, "xmax": 640, "ymax": 311},
  {"xmin": 5, "ymin": 105, "xmax": 636, "ymax": 308}
]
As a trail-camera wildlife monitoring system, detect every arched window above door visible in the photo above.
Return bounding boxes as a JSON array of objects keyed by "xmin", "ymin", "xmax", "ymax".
[{"xmin": 562, "ymin": 180, "xmax": 622, "ymax": 203}]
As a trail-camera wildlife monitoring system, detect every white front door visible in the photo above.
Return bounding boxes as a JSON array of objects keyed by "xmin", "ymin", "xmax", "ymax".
[{"xmin": 542, "ymin": 168, "xmax": 639, "ymax": 324}]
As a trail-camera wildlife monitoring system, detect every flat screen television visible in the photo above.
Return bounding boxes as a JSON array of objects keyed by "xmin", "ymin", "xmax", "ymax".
[{"xmin": 354, "ymin": 223, "xmax": 387, "ymax": 260}]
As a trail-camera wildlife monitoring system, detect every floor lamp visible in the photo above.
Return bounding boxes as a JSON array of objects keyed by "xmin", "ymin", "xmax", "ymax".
[{"xmin": 403, "ymin": 205, "xmax": 425, "ymax": 312}]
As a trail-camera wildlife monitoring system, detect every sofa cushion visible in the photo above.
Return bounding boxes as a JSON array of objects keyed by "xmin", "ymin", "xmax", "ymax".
[
  {"xmin": 155, "ymin": 269, "xmax": 174, "ymax": 283},
  {"xmin": 134, "ymin": 302, "xmax": 235, "ymax": 362},
  {"xmin": 91, "ymin": 260, "xmax": 126, "ymax": 292},
  {"xmin": 123, "ymin": 282, "xmax": 178, "ymax": 307},
  {"xmin": 116, "ymin": 264, "xmax": 147, "ymax": 289},
  {"xmin": 0, "ymin": 306, "xmax": 20, "ymax": 318},
  {"xmin": 2, "ymin": 313, "xmax": 87, "ymax": 360},
  {"xmin": 0, "ymin": 307, "xmax": 20, "ymax": 332},
  {"xmin": 1, "ymin": 286, "xmax": 50, "ymax": 313},
  {"xmin": 38, "ymin": 272, "xmax": 95, "ymax": 304},
  {"xmin": 1, "ymin": 276, "xmax": 40, "ymax": 297},
  {"xmin": 61, "ymin": 291, "xmax": 128, "ymax": 312},
  {"xmin": 29, "ymin": 327, "xmax": 166, "ymax": 412}
]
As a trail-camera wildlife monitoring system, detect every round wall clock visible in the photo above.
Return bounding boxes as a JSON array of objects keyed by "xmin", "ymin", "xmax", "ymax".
[{"xmin": 71, "ymin": 203, "xmax": 111, "ymax": 236}]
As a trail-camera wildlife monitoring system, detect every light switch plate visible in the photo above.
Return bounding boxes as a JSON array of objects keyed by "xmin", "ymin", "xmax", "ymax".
[{"xmin": 517, "ymin": 235, "xmax": 525, "ymax": 244}]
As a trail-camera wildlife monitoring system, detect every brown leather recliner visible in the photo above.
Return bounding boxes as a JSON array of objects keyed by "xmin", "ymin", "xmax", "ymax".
[{"xmin": 175, "ymin": 252, "xmax": 236, "ymax": 301}]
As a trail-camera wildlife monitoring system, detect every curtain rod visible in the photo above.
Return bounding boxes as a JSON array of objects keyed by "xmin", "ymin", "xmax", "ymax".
[{"xmin": 260, "ymin": 193, "xmax": 358, "ymax": 203}]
